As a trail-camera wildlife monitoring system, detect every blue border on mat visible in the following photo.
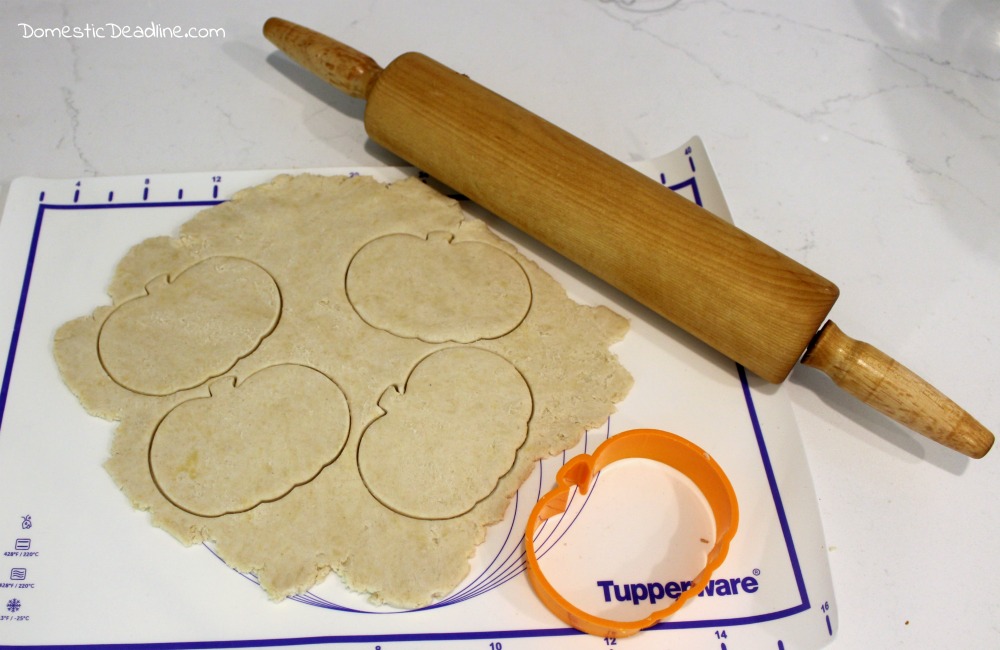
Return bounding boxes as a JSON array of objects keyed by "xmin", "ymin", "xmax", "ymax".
[{"xmin": 0, "ymin": 183, "xmax": 813, "ymax": 648}]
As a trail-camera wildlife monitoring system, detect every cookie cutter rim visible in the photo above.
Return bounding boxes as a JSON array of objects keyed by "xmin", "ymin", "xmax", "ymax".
[{"xmin": 523, "ymin": 428, "xmax": 740, "ymax": 638}]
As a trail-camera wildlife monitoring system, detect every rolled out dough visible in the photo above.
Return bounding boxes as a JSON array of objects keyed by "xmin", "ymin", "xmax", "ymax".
[{"xmin": 53, "ymin": 174, "xmax": 633, "ymax": 608}]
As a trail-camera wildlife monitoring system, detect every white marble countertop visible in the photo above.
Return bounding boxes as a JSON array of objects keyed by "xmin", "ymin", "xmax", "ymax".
[{"xmin": 2, "ymin": 1, "xmax": 997, "ymax": 647}]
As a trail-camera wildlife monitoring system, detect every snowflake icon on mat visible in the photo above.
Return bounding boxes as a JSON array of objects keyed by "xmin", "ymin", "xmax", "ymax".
[{"xmin": 6, "ymin": 598, "xmax": 20, "ymax": 613}]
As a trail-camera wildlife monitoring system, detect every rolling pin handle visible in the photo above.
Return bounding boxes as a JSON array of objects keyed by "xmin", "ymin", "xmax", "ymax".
[
  {"xmin": 263, "ymin": 17, "xmax": 382, "ymax": 99},
  {"xmin": 263, "ymin": 18, "xmax": 994, "ymax": 461},
  {"xmin": 801, "ymin": 321, "xmax": 994, "ymax": 458}
]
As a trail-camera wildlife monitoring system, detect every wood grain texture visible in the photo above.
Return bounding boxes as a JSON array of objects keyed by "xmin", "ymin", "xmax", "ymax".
[
  {"xmin": 263, "ymin": 19, "xmax": 994, "ymax": 457},
  {"xmin": 802, "ymin": 321, "xmax": 994, "ymax": 458},
  {"xmin": 364, "ymin": 52, "xmax": 839, "ymax": 382},
  {"xmin": 263, "ymin": 17, "xmax": 381, "ymax": 99}
]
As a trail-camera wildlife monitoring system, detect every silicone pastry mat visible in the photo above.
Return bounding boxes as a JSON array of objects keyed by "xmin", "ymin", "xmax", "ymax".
[{"xmin": 0, "ymin": 139, "xmax": 837, "ymax": 649}]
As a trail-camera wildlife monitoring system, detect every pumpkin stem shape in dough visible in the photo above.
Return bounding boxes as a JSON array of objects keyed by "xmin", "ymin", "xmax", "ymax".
[
  {"xmin": 345, "ymin": 232, "xmax": 531, "ymax": 343},
  {"xmin": 358, "ymin": 347, "xmax": 533, "ymax": 520},
  {"xmin": 98, "ymin": 256, "xmax": 282, "ymax": 396},
  {"xmin": 149, "ymin": 363, "xmax": 350, "ymax": 517}
]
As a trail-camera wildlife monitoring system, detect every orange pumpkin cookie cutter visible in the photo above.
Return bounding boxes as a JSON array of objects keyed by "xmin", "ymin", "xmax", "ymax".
[{"xmin": 524, "ymin": 428, "xmax": 739, "ymax": 638}]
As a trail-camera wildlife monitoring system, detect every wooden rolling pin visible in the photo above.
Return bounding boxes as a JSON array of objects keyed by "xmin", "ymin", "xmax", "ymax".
[{"xmin": 263, "ymin": 17, "xmax": 994, "ymax": 459}]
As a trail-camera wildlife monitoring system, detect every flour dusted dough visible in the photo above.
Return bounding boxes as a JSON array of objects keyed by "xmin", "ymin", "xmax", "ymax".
[
  {"xmin": 358, "ymin": 347, "xmax": 532, "ymax": 520},
  {"xmin": 150, "ymin": 364, "xmax": 351, "ymax": 517},
  {"xmin": 346, "ymin": 232, "xmax": 531, "ymax": 343},
  {"xmin": 97, "ymin": 256, "xmax": 281, "ymax": 396},
  {"xmin": 53, "ymin": 174, "xmax": 632, "ymax": 608}
]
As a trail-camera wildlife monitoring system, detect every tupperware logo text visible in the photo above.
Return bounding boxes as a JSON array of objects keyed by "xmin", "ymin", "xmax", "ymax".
[
  {"xmin": 18, "ymin": 22, "xmax": 226, "ymax": 40},
  {"xmin": 597, "ymin": 573, "xmax": 759, "ymax": 606}
]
